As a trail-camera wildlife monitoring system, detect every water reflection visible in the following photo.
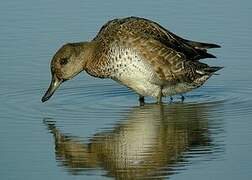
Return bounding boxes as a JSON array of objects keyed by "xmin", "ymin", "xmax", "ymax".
[{"xmin": 44, "ymin": 102, "xmax": 222, "ymax": 179}]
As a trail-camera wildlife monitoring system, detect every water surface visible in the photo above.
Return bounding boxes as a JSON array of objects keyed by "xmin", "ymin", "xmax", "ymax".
[{"xmin": 1, "ymin": 0, "xmax": 252, "ymax": 179}]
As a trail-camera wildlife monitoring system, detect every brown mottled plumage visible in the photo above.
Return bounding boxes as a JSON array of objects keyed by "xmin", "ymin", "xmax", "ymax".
[{"xmin": 42, "ymin": 16, "xmax": 222, "ymax": 104}]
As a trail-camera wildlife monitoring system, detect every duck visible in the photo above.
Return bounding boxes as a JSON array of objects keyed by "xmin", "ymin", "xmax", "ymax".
[{"xmin": 41, "ymin": 16, "xmax": 222, "ymax": 105}]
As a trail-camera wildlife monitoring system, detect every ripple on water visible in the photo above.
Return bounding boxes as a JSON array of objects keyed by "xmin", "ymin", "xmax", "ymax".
[
  {"xmin": 3, "ymin": 76, "xmax": 252, "ymax": 129},
  {"xmin": 2, "ymin": 79, "xmax": 252, "ymax": 125}
]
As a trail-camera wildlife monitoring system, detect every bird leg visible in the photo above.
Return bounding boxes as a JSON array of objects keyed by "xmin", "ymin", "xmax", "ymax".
[
  {"xmin": 139, "ymin": 95, "xmax": 145, "ymax": 106},
  {"xmin": 181, "ymin": 95, "xmax": 185, "ymax": 102},
  {"xmin": 156, "ymin": 87, "xmax": 163, "ymax": 104}
]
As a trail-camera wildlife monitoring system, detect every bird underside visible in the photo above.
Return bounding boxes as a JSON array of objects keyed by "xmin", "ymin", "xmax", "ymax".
[
  {"xmin": 116, "ymin": 78, "xmax": 200, "ymax": 106},
  {"xmin": 137, "ymin": 84, "xmax": 195, "ymax": 106}
]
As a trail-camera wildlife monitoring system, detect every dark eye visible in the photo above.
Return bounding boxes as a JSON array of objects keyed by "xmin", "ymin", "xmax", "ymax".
[{"xmin": 60, "ymin": 58, "xmax": 68, "ymax": 65}]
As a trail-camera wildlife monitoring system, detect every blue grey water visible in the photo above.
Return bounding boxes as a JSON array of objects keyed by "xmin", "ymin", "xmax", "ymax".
[{"xmin": 0, "ymin": 0, "xmax": 252, "ymax": 179}]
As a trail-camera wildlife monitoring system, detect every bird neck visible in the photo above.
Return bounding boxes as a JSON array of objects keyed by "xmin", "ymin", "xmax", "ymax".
[{"xmin": 70, "ymin": 41, "xmax": 97, "ymax": 70}]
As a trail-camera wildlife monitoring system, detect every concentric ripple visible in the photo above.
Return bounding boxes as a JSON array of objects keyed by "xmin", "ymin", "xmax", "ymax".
[{"xmin": 2, "ymin": 78, "xmax": 252, "ymax": 125}]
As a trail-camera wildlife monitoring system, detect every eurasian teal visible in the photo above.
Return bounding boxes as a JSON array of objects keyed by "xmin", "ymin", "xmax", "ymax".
[{"xmin": 41, "ymin": 17, "xmax": 222, "ymax": 104}]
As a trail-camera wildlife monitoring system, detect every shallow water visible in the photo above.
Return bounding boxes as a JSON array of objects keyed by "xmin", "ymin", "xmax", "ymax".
[{"xmin": 1, "ymin": 0, "xmax": 252, "ymax": 179}]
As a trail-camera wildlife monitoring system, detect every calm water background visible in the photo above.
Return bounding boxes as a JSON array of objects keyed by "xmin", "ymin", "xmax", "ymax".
[{"xmin": 1, "ymin": 0, "xmax": 252, "ymax": 179}]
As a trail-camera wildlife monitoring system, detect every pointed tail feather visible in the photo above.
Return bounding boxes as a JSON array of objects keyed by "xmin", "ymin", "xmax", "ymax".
[
  {"xmin": 202, "ymin": 66, "xmax": 224, "ymax": 75},
  {"xmin": 185, "ymin": 40, "xmax": 221, "ymax": 49},
  {"xmin": 196, "ymin": 66, "xmax": 223, "ymax": 76},
  {"xmin": 184, "ymin": 40, "xmax": 221, "ymax": 60},
  {"xmin": 168, "ymin": 31, "xmax": 221, "ymax": 49},
  {"xmin": 198, "ymin": 51, "xmax": 217, "ymax": 59}
]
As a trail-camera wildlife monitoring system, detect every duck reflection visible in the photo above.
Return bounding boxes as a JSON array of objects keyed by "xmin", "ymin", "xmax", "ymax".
[{"xmin": 44, "ymin": 103, "xmax": 219, "ymax": 179}]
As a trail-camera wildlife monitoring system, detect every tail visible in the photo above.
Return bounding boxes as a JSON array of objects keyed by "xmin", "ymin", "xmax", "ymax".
[
  {"xmin": 168, "ymin": 30, "xmax": 221, "ymax": 49},
  {"xmin": 185, "ymin": 40, "xmax": 221, "ymax": 59},
  {"xmin": 184, "ymin": 40, "xmax": 221, "ymax": 50},
  {"xmin": 193, "ymin": 66, "xmax": 223, "ymax": 86},
  {"xmin": 184, "ymin": 39, "xmax": 221, "ymax": 60},
  {"xmin": 196, "ymin": 66, "xmax": 223, "ymax": 75},
  {"xmin": 167, "ymin": 31, "xmax": 221, "ymax": 60}
]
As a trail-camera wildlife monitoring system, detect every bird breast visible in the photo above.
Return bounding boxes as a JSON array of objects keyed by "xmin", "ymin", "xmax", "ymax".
[{"xmin": 106, "ymin": 46, "xmax": 162, "ymax": 97}]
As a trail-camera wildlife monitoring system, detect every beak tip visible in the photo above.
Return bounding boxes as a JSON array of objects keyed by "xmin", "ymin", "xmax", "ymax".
[
  {"xmin": 42, "ymin": 75, "xmax": 63, "ymax": 103},
  {"xmin": 41, "ymin": 96, "xmax": 49, "ymax": 103}
]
